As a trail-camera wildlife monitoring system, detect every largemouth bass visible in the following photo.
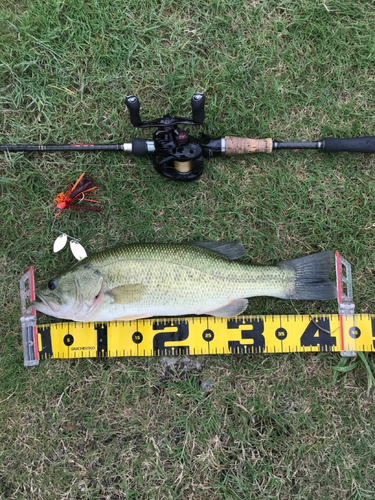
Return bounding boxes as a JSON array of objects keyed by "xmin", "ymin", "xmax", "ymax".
[{"xmin": 31, "ymin": 242, "xmax": 337, "ymax": 322}]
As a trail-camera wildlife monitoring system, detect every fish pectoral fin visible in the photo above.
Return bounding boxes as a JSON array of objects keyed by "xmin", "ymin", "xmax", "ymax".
[
  {"xmin": 204, "ymin": 298, "xmax": 248, "ymax": 317},
  {"xmin": 107, "ymin": 284, "xmax": 147, "ymax": 304}
]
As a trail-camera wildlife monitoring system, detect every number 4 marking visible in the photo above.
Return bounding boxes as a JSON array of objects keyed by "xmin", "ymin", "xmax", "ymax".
[{"xmin": 300, "ymin": 318, "xmax": 336, "ymax": 351}]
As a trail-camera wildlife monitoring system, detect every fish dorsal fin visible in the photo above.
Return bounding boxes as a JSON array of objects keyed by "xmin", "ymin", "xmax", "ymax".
[
  {"xmin": 190, "ymin": 242, "xmax": 247, "ymax": 260},
  {"xmin": 203, "ymin": 298, "xmax": 248, "ymax": 317},
  {"xmin": 108, "ymin": 284, "xmax": 146, "ymax": 304}
]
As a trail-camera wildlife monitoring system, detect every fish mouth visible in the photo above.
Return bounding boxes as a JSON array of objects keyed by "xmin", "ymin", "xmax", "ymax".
[{"xmin": 31, "ymin": 292, "xmax": 60, "ymax": 314}]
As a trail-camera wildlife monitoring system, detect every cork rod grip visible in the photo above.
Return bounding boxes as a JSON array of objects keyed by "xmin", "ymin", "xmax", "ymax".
[{"xmin": 225, "ymin": 137, "xmax": 273, "ymax": 155}]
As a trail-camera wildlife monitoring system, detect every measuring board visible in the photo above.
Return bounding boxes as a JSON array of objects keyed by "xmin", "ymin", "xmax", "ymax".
[{"xmin": 20, "ymin": 252, "xmax": 374, "ymax": 366}]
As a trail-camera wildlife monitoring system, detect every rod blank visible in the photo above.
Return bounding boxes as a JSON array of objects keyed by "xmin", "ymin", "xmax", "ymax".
[{"xmin": 0, "ymin": 144, "xmax": 122, "ymax": 152}]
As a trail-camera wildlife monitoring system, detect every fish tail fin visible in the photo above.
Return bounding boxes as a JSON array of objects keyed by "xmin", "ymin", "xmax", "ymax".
[{"xmin": 278, "ymin": 251, "xmax": 337, "ymax": 301}]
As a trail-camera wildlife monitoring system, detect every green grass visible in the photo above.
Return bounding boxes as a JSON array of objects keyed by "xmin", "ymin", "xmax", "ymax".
[{"xmin": 1, "ymin": 0, "xmax": 375, "ymax": 498}]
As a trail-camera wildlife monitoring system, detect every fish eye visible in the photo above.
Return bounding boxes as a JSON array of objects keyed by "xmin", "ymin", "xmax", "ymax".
[{"xmin": 48, "ymin": 279, "xmax": 57, "ymax": 291}]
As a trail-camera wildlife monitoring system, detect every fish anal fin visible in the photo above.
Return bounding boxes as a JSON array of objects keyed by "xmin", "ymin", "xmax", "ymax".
[
  {"xmin": 108, "ymin": 284, "xmax": 146, "ymax": 304},
  {"xmin": 204, "ymin": 298, "xmax": 248, "ymax": 317}
]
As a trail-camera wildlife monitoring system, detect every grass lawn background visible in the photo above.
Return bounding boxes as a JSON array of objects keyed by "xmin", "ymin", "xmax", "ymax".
[{"xmin": 1, "ymin": 1, "xmax": 375, "ymax": 498}]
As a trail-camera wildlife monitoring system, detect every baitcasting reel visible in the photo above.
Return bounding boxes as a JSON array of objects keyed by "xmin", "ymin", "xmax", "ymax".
[
  {"xmin": 2, "ymin": 93, "xmax": 375, "ymax": 181},
  {"xmin": 125, "ymin": 93, "xmax": 218, "ymax": 180}
]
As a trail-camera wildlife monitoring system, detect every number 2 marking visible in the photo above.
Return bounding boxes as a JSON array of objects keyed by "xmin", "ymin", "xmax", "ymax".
[{"xmin": 152, "ymin": 321, "xmax": 190, "ymax": 355}]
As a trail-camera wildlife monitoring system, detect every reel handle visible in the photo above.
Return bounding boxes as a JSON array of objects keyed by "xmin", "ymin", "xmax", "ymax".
[
  {"xmin": 191, "ymin": 93, "xmax": 205, "ymax": 125},
  {"xmin": 125, "ymin": 96, "xmax": 142, "ymax": 127},
  {"xmin": 125, "ymin": 94, "xmax": 205, "ymax": 128}
]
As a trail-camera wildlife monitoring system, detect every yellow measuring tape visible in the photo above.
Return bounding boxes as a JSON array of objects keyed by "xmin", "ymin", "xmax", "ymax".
[
  {"xmin": 36, "ymin": 313, "xmax": 374, "ymax": 360},
  {"xmin": 19, "ymin": 253, "xmax": 374, "ymax": 366}
]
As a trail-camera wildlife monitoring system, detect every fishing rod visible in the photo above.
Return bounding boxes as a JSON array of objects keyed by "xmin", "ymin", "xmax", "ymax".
[{"xmin": 2, "ymin": 93, "xmax": 375, "ymax": 181}]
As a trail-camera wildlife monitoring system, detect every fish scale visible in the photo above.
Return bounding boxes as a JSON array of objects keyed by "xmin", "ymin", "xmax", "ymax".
[
  {"xmin": 87, "ymin": 244, "xmax": 292, "ymax": 310},
  {"xmin": 31, "ymin": 243, "xmax": 337, "ymax": 322}
]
